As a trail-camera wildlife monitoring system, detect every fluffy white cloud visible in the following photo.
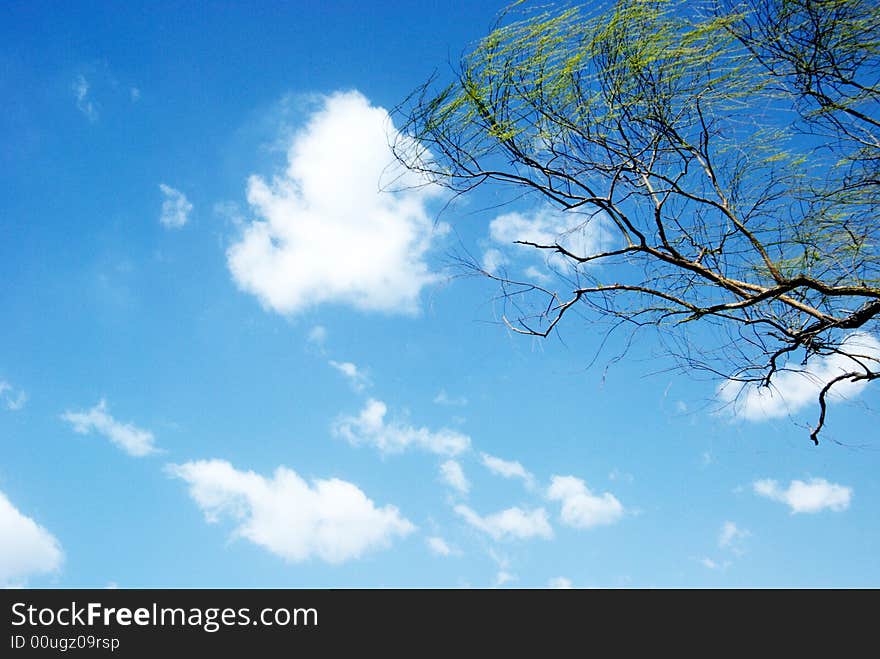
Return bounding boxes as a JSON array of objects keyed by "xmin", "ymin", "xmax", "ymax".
[
  {"xmin": 548, "ymin": 576, "xmax": 573, "ymax": 589},
  {"xmin": 718, "ymin": 521, "xmax": 749, "ymax": 551},
  {"xmin": 439, "ymin": 460, "xmax": 469, "ymax": 495},
  {"xmin": 454, "ymin": 504, "xmax": 552, "ymax": 541},
  {"xmin": 753, "ymin": 477, "xmax": 852, "ymax": 514},
  {"xmin": 61, "ymin": 400, "xmax": 157, "ymax": 457},
  {"xmin": 168, "ymin": 459, "xmax": 414, "ymax": 563},
  {"xmin": 227, "ymin": 90, "xmax": 446, "ymax": 316},
  {"xmin": 333, "ymin": 399, "xmax": 470, "ymax": 456},
  {"xmin": 480, "ymin": 453, "xmax": 535, "ymax": 489},
  {"xmin": 73, "ymin": 74, "xmax": 98, "ymax": 121},
  {"xmin": 0, "ymin": 491, "xmax": 63, "ymax": 585},
  {"xmin": 0, "ymin": 380, "xmax": 27, "ymax": 411},
  {"xmin": 328, "ymin": 360, "xmax": 369, "ymax": 392},
  {"xmin": 718, "ymin": 333, "xmax": 880, "ymax": 421},
  {"xmin": 159, "ymin": 184, "xmax": 192, "ymax": 229},
  {"xmin": 426, "ymin": 536, "xmax": 456, "ymax": 557},
  {"xmin": 547, "ymin": 476, "xmax": 624, "ymax": 529}
]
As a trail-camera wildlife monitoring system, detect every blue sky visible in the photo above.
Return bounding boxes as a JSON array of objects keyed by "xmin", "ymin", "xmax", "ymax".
[{"xmin": 2, "ymin": 0, "xmax": 879, "ymax": 588}]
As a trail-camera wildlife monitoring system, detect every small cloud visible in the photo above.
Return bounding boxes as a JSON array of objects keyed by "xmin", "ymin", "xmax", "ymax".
[
  {"xmin": 0, "ymin": 381, "xmax": 27, "ymax": 411},
  {"xmin": 454, "ymin": 504, "xmax": 553, "ymax": 541},
  {"xmin": 61, "ymin": 399, "xmax": 157, "ymax": 457},
  {"xmin": 547, "ymin": 475, "xmax": 624, "ymax": 529},
  {"xmin": 426, "ymin": 536, "xmax": 458, "ymax": 557},
  {"xmin": 130, "ymin": 87, "xmax": 141, "ymax": 102},
  {"xmin": 328, "ymin": 360, "xmax": 369, "ymax": 392},
  {"xmin": 333, "ymin": 399, "xmax": 470, "ymax": 456},
  {"xmin": 718, "ymin": 521, "xmax": 750, "ymax": 553},
  {"xmin": 608, "ymin": 468, "xmax": 633, "ymax": 484},
  {"xmin": 698, "ymin": 557, "xmax": 730, "ymax": 571},
  {"xmin": 753, "ymin": 477, "xmax": 852, "ymax": 514},
  {"xmin": 439, "ymin": 460, "xmax": 469, "ymax": 496},
  {"xmin": 73, "ymin": 74, "xmax": 98, "ymax": 122},
  {"xmin": 167, "ymin": 459, "xmax": 414, "ymax": 563},
  {"xmin": 479, "ymin": 453, "xmax": 535, "ymax": 489},
  {"xmin": 481, "ymin": 248, "xmax": 507, "ymax": 275},
  {"xmin": 548, "ymin": 576, "xmax": 573, "ymax": 589},
  {"xmin": 159, "ymin": 184, "xmax": 193, "ymax": 229},
  {"xmin": 433, "ymin": 390, "xmax": 467, "ymax": 407}
]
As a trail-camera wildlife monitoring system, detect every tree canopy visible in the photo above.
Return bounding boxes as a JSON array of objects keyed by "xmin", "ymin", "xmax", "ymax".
[{"xmin": 395, "ymin": 0, "xmax": 880, "ymax": 443}]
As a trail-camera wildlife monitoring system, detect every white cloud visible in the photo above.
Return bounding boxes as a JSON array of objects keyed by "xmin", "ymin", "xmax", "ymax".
[
  {"xmin": 433, "ymin": 390, "xmax": 467, "ymax": 407},
  {"xmin": 426, "ymin": 536, "xmax": 457, "ymax": 557},
  {"xmin": 159, "ymin": 184, "xmax": 193, "ymax": 229},
  {"xmin": 548, "ymin": 576, "xmax": 573, "ymax": 589},
  {"xmin": 333, "ymin": 398, "xmax": 470, "ymax": 456},
  {"xmin": 699, "ymin": 557, "xmax": 730, "ymax": 570},
  {"xmin": 718, "ymin": 521, "xmax": 749, "ymax": 551},
  {"xmin": 523, "ymin": 265, "xmax": 553, "ymax": 283},
  {"xmin": 608, "ymin": 468, "xmax": 634, "ymax": 484},
  {"xmin": 718, "ymin": 332, "xmax": 880, "ymax": 421},
  {"xmin": 61, "ymin": 400, "xmax": 157, "ymax": 457},
  {"xmin": 486, "ymin": 206, "xmax": 612, "ymax": 274},
  {"xmin": 439, "ymin": 460, "xmax": 469, "ymax": 495},
  {"xmin": 130, "ymin": 87, "xmax": 141, "ymax": 102},
  {"xmin": 307, "ymin": 325, "xmax": 327, "ymax": 346},
  {"xmin": 328, "ymin": 360, "xmax": 369, "ymax": 392},
  {"xmin": 479, "ymin": 453, "xmax": 535, "ymax": 489},
  {"xmin": 0, "ymin": 381, "xmax": 27, "ymax": 411},
  {"xmin": 454, "ymin": 504, "xmax": 552, "ymax": 541},
  {"xmin": 227, "ymin": 90, "xmax": 446, "ymax": 316},
  {"xmin": 753, "ymin": 477, "xmax": 852, "ymax": 514},
  {"xmin": 168, "ymin": 459, "xmax": 414, "ymax": 564},
  {"xmin": 547, "ymin": 476, "xmax": 624, "ymax": 529},
  {"xmin": 481, "ymin": 248, "xmax": 507, "ymax": 275},
  {"xmin": 494, "ymin": 571, "xmax": 516, "ymax": 587},
  {"xmin": 0, "ymin": 491, "xmax": 63, "ymax": 585},
  {"xmin": 73, "ymin": 74, "xmax": 98, "ymax": 121}
]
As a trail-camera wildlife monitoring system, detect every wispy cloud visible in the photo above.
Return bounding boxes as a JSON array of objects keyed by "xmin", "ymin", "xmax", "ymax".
[
  {"xmin": 61, "ymin": 400, "xmax": 157, "ymax": 457},
  {"xmin": 455, "ymin": 504, "xmax": 552, "ymax": 541},
  {"xmin": 167, "ymin": 459, "xmax": 414, "ymax": 563},
  {"xmin": 439, "ymin": 460, "xmax": 469, "ymax": 495},
  {"xmin": 329, "ymin": 360, "xmax": 369, "ymax": 392},
  {"xmin": 479, "ymin": 452, "xmax": 535, "ymax": 489},
  {"xmin": 158, "ymin": 184, "xmax": 192, "ymax": 229},
  {"xmin": 718, "ymin": 521, "xmax": 750, "ymax": 553},
  {"xmin": 72, "ymin": 74, "xmax": 98, "ymax": 121},
  {"xmin": 333, "ymin": 398, "xmax": 470, "ymax": 456},
  {"xmin": 548, "ymin": 576, "xmax": 573, "ymax": 589},
  {"xmin": 433, "ymin": 390, "xmax": 467, "ymax": 407},
  {"xmin": 0, "ymin": 380, "xmax": 27, "ymax": 411},
  {"xmin": 426, "ymin": 536, "xmax": 458, "ymax": 557}
]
